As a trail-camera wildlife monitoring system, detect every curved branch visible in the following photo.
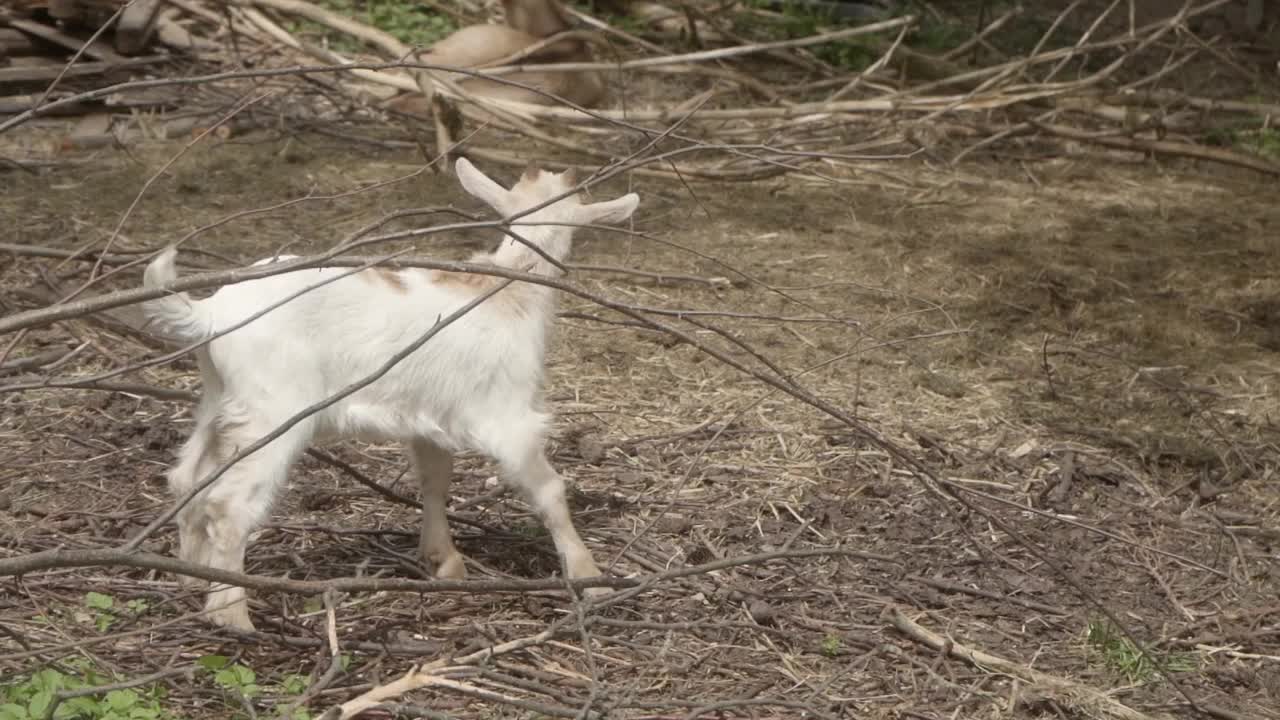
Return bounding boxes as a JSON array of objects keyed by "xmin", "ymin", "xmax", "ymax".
[{"xmin": 0, "ymin": 547, "xmax": 891, "ymax": 594}]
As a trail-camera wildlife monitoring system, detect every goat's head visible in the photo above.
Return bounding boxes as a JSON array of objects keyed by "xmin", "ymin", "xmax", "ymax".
[{"xmin": 455, "ymin": 157, "xmax": 640, "ymax": 227}]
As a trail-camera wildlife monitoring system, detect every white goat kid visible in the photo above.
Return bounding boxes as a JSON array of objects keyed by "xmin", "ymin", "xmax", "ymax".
[{"xmin": 141, "ymin": 159, "xmax": 640, "ymax": 631}]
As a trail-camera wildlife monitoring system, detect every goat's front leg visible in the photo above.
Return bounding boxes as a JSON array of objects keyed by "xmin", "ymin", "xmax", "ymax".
[
  {"xmin": 407, "ymin": 438, "xmax": 466, "ymax": 579},
  {"xmin": 504, "ymin": 449, "xmax": 605, "ymax": 596}
]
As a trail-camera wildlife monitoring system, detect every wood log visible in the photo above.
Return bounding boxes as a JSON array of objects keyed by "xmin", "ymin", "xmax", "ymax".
[
  {"xmin": 46, "ymin": 0, "xmax": 83, "ymax": 23},
  {"xmin": 114, "ymin": 0, "xmax": 162, "ymax": 54},
  {"xmin": 7, "ymin": 18, "xmax": 127, "ymax": 62},
  {"xmin": 0, "ymin": 92, "xmax": 87, "ymax": 114},
  {"xmin": 153, "ymin": 11, "xmax": 219, "ymax": 53},
  {"xmin": 0, "ymin": 54, "xmax": 164, "ymax": 83},
  {"xmin": 0, "ymin": 28, "xmax": 44, "ymax": 58},
  {"xmin": 62, "ymin": 110, "xmax": 113, "ymax": 149}
]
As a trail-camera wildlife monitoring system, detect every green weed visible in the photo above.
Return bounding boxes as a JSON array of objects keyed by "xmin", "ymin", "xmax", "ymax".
[
  {"xmin": 83, "ymin": 592, "xmax": 115, "ymax": 633},
  {"xmin": 513, "ymin": 520, "xmax": 549, "ymax": 539},
  {"xmin": 283, "ymin": 0, "xmax": 456, "ymax": 53},
  {"xmin": 1084, "ymin": 620, "xmax": 1198, "ymax": 684},
  {"xmin": 1203, "ymin": 125, "xmax": 1280, "ymax": 160},
  {"xmin": 197, "ymin": 656, "xmax": 260, "ymax": 701},
  {"xmin": 81, "ymin": 593, "xmax": 149, "ymax": 634},
  {"xmin": 820, "ymin": 634, "xmax": 841, "ymax": 657},
  {"xmin": 733, "ymin": 0, "xmax": 882, "ymax": 70},
  {"xmin": 194, "ymin": 656, "xmax": 324, "ymax": 719},
  {"xmin": 1240, "ymin": 127, "xmax": 1280, "ymax": 159},
  {"xmin": 0, "ymin": 668, "xmax": 171, "ymax": 720}
]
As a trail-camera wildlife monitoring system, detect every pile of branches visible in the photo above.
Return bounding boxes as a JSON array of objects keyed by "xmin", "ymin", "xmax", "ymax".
[{"xmin": 1, "ymin": 0, "xmax": 1278, "ymax": 177}]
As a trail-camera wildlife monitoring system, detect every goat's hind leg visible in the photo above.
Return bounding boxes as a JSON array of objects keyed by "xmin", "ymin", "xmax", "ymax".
[
  {"xmin": 166, "ymin": 419, "xmax": 222, "ymax": 591},
  {"xmin": 196, "ymin": 416, "xmax": 311, "ymax": 631},
  {"xmin": 407, "ymin": 438, "xmax": 466, "ymax": 579}
]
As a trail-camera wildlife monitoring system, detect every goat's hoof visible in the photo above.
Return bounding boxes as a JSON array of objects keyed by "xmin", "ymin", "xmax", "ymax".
[
  {"xmin": 206, "ymin": 604, "xmax": 255, "ymax": 632},
  {"xmin": 432, "ymin": 553, "xmax": 467, "ymax": 580}
]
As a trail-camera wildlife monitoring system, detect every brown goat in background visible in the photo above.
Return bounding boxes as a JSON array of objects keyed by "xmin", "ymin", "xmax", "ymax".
[{"xmin": 387, "ymin": 0, "xmax": 604, "ymax": 114}]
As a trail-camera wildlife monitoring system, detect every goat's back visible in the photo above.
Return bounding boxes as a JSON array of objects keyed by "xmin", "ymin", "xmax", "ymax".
[
  {"xmin": 424, "ymin": 25, "xmax": 542, "ymax": 69},
  {"xmin": 192, "ymin": 263, "xmax": 550, "ymax": 443}
]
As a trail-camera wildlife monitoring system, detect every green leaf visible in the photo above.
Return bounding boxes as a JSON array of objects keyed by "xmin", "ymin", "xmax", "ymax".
[
  {"xmin": 197, "ymin": 655, "xmax": 230, "ymax": 671},
  {"xmin": 214, "ymin": 665, "xmax": 254, "ymax": 689},
  {"xmin": 105, "ymin": 690, "xmax": 138, "ymax": 711},
  {"xmin": 60, "ymin": 697, "xmax": 99, "ymax": 719},
  {"xmin": 84, "ymin": 592, "xmax": 115, "ymax": 611},
  {"xmin": 95, "ymin": 614, "xmax": 115, "ymax": 633},
  {"xmin": 213, "ymin": 669, "xmax": 236, "ymax": 688},
  {"xmin": 25, "ymin": 691, "xmax": 50, "ymax": 720},
  {"xmin": 279, "ymin": 675, "xmax": 308, "ymax": 696},
  {"xmin": 0, "ymin": 703, "xmax": 28, "ymax": 720},
  {"xmin": 31, "ymin": 671, "xmax": 64, "ymax": 693}
]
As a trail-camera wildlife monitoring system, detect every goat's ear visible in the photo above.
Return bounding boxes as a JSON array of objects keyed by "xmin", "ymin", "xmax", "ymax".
[
  {"xmin": 578, "ymin": 193, "xmax": 640, "ymax": 226},
  {"xmin": 455, "ymin": 158, "xmax": 511, "ymax": 210}
]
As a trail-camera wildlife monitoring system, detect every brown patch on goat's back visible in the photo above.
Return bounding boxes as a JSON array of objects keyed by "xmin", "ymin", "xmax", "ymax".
[
  {"xmin": 362, "ymin": 267, "xmax": 410, "ymax": 293},
  {"xmin": 430, "ymin": 268, "xmax": 502, "ymax": 292},
  {"xmin": 430, "ymin": 269, "xmax": 539, "ymax": 319}
]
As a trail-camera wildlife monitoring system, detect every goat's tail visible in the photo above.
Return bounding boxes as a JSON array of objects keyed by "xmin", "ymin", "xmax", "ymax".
[{"xmin": 142, "ymin": 247, "xmax": 214, "ymax": 344}]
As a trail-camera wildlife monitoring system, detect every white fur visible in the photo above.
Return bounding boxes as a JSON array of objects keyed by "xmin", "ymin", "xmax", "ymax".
[{"xmin": 141, "ymin": 158, "xmax": 639, "ymax": 630}]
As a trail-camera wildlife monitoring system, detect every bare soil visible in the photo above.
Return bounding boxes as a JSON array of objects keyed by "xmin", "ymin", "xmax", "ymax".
[{"xmin": 2, "ymin": 131, "xmax": 1278, "ymax": 719}]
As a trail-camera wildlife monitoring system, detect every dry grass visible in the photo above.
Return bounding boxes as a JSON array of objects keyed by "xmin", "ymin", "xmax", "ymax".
[{"xmin": 1, "ymin": 135, "xmax": 1278, "ymax": 719}]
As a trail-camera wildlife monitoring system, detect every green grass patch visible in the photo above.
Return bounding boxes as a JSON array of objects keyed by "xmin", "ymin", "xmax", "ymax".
[
  {"xmin": 283, "ymin": 0, "xmax": 457, "ymax": 53},
  {"xmin": 1084, "ymin": 619, "xmax": 1199, "ymax": 684},
  {"xmin": 1204, "ymin": 124, "xmax": 1280, "ymax": 160},
  {"xmin": 0, "ymin": 645, "xmax": 326, "ymax": 720},
  {"xmin": 732, "ymin": 0, "xmax": 887, "ymax": 71},
  {"xmin": 0, "ymin": 666, "xmax": 172, "ymax": 720}
]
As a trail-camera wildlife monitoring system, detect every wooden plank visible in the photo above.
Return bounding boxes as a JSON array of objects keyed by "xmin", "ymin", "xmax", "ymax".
[
  {"xmin": 114, "ymin": 0, "xmax": 162, "ymax": 54},
  {"xmin": 46, "ymin": 0, "xmax": 83, "ymax": 23},
  {"xmin": 153, "ymin": 17, "xmax": 219, "ymax": 53},
  {"xmin": 0, "ymin": 92, "xmax": 88, "ymax": 114},
  {"xmin": 0, "ymin": 55, "xmax": 164, "ymax": 83},
  {"xmin": 7, "ymin": 18, "xmax": 128, "ymax": 62},
  {"xmin": 0, "ymin": 28, "xmax": 44, "ymax": 57}
]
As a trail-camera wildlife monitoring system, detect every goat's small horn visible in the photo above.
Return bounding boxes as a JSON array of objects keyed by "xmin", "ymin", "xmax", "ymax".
[
  {"xmin": 521, "ymin": 161, "xmax": 541, "ymax": 181},
  {"xmin": 561, "ymin": 167, "xmax": 578, "ymax": 186}
]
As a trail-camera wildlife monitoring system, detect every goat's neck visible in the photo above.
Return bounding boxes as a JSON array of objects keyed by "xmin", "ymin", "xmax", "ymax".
[{"xmin": 489, "ymin": 222, "xmax": 574, "ymax": 278}]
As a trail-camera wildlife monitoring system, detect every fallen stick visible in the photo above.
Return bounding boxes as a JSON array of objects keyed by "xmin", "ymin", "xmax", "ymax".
[
  {"xmin": 0, "ymin": 55, "xmax": 167, "ymax": 83},
  {"xmin": 1033, "ymin": 121, "xmax": 1280, "ymax": 177},
  {"xmin": 890, "ymin": 608, "xmax": 1165, "ymax": 720},
  {"xmin": 6, "ymin": 18, "xmax": 127, "ymax": 62},
  {"xmin": 0, "ymin": 547, "xmax": 886, "ymax": 595},
  {"xmin": 114, "ymin": 0, "xmax": 164, "ymax": 55}
]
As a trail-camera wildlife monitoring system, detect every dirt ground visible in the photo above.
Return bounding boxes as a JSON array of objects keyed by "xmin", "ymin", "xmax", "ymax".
[{"xmin": 1, "ymin": 128, "xmax": 1279, "ymax": 720}]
